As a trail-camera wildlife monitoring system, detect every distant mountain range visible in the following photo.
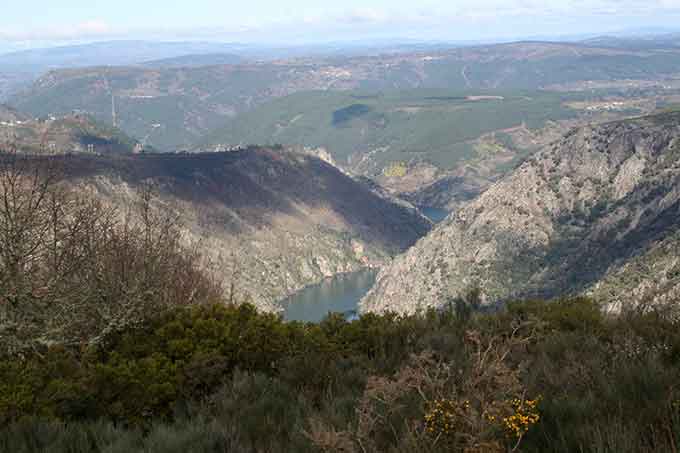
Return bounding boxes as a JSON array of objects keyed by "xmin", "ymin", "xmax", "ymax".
[
  {"xmin": 0, "ymin": 40, "xmax": 254, "ymax": 101},
  {"xmin": 0, "ymin": 41, "xmax": 251, "ymax": 73},
  {"xmin": 4, "ymin": 32, "xmax": 680, "ymax": 73},
  {"xmin": 142, "ymin": 53, "xmax": 244, "ymax": 68},
  {"xmin": 0, "ymin": 38, "xmax": 471, "ymax": 100},
  {"xmin": 582, "ymin": 33, "xmax": 680, "ymax": 50},
  {"xmin": 9, "ymin": 39, "xmax": 680, "ymax": 167}
]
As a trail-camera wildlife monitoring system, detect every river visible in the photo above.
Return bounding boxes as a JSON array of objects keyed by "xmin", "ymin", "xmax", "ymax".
[
  {"xmin": 281, "ymin": 269, "xmax": 378, "ymax": 322},
  {"xmin": 420, "ymin": 206, "xmax": 449, "ymax": 223},
  {"xmin": 281, "ymin": 206, "xmax": 449, "ymax": 323}
]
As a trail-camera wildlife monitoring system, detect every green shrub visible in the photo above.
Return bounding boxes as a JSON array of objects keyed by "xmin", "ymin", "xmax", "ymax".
[
  {"xmin": 1, "ymin": 297, "xmax": 679, "ymax": 452},
  {"xmin": 507, "ymin": 296, "xmax": 604, "ymax": 333}
]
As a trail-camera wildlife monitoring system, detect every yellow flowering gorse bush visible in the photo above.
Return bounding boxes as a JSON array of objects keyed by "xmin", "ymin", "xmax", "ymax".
[
  {"xmin": 501, "ymin": 397, "xmax": 541, "ymax": 439},
  {"xmin": 424, "ymin": 399, "xmax": 472, "ymax": 436},
  {"xmin": 424, "ymin": 395, "xmax": 542, "ymax": 450}
]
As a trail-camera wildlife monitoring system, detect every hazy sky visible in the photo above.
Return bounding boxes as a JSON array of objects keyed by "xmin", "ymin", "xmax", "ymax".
[{"xmin": 2, "ymin": 0, "xmax": 680, "ymax": 48}]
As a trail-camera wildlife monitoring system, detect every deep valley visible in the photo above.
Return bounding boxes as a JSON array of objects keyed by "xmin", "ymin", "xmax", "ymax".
[{"xmin": 2, "ymin": 26, "xmax": 680, "ymax": 453}]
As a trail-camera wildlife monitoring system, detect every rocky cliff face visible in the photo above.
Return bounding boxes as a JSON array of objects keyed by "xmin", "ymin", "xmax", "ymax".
[
  {"xmin": 362, "ymin": 111, "xmax": 680, "ymax": 314},
  {"xmin": 60, "ymin": 148, "xmax": 431, "ymax": 312},
  {"xmin": 587, "ymin": 230, "xmax": 680, "ymax": 313}
]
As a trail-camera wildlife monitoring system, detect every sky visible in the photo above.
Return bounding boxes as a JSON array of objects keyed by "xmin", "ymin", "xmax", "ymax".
[{"xmin": 2, "ymin": 0, "xmax": 680, "ymax": 50}]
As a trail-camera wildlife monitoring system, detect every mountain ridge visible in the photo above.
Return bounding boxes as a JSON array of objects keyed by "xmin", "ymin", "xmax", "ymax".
[
  {"xmin": 53, "ymin": 148, "xmax": 431, "ymax": 311},
  {"xmin": 361, "ymin": 110, "xmax": 680, "ymax": 313}
]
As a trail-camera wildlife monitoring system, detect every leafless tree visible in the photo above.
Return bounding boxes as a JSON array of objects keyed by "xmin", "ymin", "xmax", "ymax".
[{"xmin": 0, "ymin": 146, "xmax": 221, "ymax": 353}]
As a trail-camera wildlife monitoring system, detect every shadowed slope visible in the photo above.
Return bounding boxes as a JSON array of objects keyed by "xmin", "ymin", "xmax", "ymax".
[{"xmin": 50, "ymin": 147, "xmax": 431, "ymax": 310}]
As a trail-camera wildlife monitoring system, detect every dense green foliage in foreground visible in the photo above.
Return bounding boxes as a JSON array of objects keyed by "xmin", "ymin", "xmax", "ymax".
[{"xmin": 1, "ymin": 297, "xmax": 679, "ymax": 452}]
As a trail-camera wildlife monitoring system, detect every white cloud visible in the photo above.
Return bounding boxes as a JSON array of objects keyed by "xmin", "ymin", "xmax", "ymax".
[
  {"xmin": 2, "ymin": 1, "xmax": 680, "ymax": 45},
  {"xmin": 283, "ymin": 0, "xmax": 680, "ymax": 32},
  {"xmin": 0, "ymin": 20, "xmax": 115, "ymax": 41}
]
